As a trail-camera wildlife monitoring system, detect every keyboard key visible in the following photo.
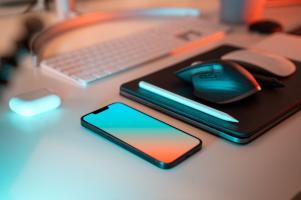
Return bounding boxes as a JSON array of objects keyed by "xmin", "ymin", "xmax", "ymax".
[{"xmin": 41, "ymin": 18, "xmax": 226, "ymax": 87}]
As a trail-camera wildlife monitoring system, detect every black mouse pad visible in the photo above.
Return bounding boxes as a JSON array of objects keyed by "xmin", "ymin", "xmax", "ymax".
[{"xmin": 120, "ymin": 45, "xmax": 301, "ymax": 144}]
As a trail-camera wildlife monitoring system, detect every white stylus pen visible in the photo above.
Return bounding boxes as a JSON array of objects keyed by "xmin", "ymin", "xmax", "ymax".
[{"xmin": 139, "ymin": 81, "xmax": 239, "ymax": 123}]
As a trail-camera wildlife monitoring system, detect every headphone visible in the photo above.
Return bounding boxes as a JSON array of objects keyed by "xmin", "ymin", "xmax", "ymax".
[
  {"xmin": 0, "ymin": 16, "xmax": 44, "ymax": 86},
  {"xmin": 31, "ymin": 7, "xmax": 201, "ymax": 64}
]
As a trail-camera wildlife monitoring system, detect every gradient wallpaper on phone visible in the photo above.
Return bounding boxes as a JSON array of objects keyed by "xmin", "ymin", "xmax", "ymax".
[{"xmin": 83, "ymin": 103, "xmax": 200, "ymax": 164}]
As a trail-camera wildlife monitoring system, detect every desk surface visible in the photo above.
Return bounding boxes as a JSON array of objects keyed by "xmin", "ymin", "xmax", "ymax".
[{"xmin": 1, "ymin": 1, "xmax": 301, "ymax": 200}]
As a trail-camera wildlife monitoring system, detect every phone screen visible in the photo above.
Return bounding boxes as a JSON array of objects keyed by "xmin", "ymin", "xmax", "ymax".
[{"xmin": 82, "ymin": 103, "xmax": 201, "ymax": 166}]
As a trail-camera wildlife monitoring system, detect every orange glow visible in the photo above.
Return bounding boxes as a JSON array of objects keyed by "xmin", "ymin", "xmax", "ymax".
[
  {"xmin": 239, "ymin": 67, "xmax": 262, "ymax": 91},
  {"xmin": 67, "ymin": 12, "xmax": 117, "ymax": 29},
  {"xmin": 170, "ymin": 31, "xmax": 225, "ymax": 56},
  {"xmin": 126, "ymin": 137, "xmax": 199, "ymax": 164}
]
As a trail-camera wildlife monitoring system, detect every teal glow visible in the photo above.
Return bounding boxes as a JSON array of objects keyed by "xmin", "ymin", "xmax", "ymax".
[
  {"xmin": 197, "ymin": 80, "xmax": 239, "ymax": 91},
  {"xmin": 183, "ymin": 64, "xmax": 223, "ymax": 81},
  {"xmin": 83, "ymin": 103, "xmax": 200, "ymax": 164},
  {"xmin": 139, "ymin": 81, "xmax": 239, "ymax": 123},
  {"xmin": 9, "ymin": 95, "xmax": 61, "ymax": 117},
  {"xmin": 137, "ymin": 8, "xmax": 201, "ymax": 17}
]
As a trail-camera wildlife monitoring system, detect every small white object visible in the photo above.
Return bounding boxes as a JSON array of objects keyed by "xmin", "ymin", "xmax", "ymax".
[
  {"xmin": 222, "ymin": 49, "xmax": 296, "ymax": 77},
  {"xmin": 9, "ymin": 88, "xmax": 61, "ymax": 117},
  {"xmin": 253, "ymin": 33, "xmax": 301, "ymax": 63},
  {"xmin": 139, "ymin": 81, "xmax": 239, "ymax": 123},
  {"xmin": 41, "ymin": 18, "xmax": 226, "ymax": 87}
]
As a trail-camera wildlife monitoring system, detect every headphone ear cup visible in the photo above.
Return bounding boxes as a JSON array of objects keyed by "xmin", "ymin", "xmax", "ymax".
[
  {"xmin": 0, "ymin": 16, "xmax": 44, "ymax": 87},
  {"xmin": 0, "ymin": 54, "xmax": 17, "ymax": 85}
]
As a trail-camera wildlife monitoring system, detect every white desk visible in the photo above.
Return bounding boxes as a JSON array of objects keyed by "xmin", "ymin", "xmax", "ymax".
[{"xmin": 1, "ymin": 1, "xmax": 301, "ymax": 199}]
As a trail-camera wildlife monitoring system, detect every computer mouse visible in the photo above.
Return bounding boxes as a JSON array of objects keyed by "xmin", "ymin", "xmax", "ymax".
[
  {"xmin": 249, "ymin": 20, "xmax": 283, "ymax": 34},
  {"xmin": 222, "ymin": 49, "xmax": 296, "ymax": 77},
  {"xmin": 175, "ymin": 60, "xmax": 261, "ymax": 104}
]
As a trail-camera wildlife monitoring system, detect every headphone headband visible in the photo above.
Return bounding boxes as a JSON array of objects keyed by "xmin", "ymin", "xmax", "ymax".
[{"xmin": 31, "ymin": 8, "xmax": 201, "ymax": 64}]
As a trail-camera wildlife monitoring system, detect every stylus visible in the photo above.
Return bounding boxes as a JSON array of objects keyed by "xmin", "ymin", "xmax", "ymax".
[{"xmin": 139, "ymin": 81, "xmax": 239, "ymax": 123}]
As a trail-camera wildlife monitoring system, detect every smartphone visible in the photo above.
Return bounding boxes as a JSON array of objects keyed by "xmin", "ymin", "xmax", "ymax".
[{"xmin": 81, "ymin": 102, "xmax": 202, "ymax": 169}]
